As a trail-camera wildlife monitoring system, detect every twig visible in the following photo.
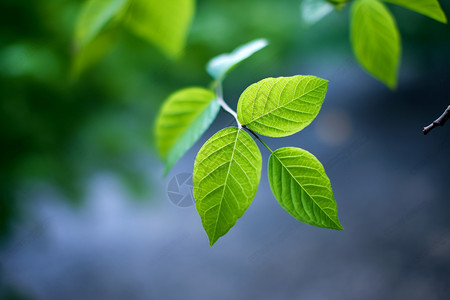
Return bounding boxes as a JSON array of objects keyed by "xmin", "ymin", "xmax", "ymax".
[{"xmin": 423, "ymin": 105, "xmax": 450, "ymax": 135}]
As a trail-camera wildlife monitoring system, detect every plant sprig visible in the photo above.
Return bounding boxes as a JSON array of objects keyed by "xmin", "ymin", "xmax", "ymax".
[{"xmin": 155, "ymin": 40, "xmax": 343, "ymax": 246}]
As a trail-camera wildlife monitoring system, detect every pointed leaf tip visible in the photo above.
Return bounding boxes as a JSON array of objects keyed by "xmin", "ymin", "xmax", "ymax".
[
  {"xmin": 383, "ymin": 0, "xmax": 447, "ymax": 24},
  {"xmin": 351, "ymin": 0, "xmax": 401, "ymax": 89}
]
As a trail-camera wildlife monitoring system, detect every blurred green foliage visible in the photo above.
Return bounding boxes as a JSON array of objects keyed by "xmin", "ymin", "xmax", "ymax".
[
  {"xmin": 0, "ymin": 0, "xmax": 449, "ymax": 241},
  {"xmin": 73, "ymin": 0, "xmax": 195, "ymax": 76},
  {"xmin": 0, "ymin": 0, "xmax": 293, "ymax": 240}
]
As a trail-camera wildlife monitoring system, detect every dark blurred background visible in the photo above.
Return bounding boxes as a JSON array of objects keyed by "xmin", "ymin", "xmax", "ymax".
[{"xmin": 0, "ymin": 0, "xmax": 449, "ymax": 299}]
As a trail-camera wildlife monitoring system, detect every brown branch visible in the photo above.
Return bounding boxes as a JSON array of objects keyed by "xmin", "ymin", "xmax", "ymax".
[{"xmin": 423, "ymin": 105, "xmax": 450, "ymax": 135}]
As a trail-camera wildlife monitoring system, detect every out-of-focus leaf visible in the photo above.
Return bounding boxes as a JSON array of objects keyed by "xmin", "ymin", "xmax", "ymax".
[
  {"xmin": 300, "ymin": 0, "xmax": 334, "ymax": 26},
  {"xmin": 193, "ymin": 127, "xmax": 262, "ymax": 246},
  {"xmin": 73, "ymin": 0, "xmax": 195, "ymax": 76},
  {"xmin": 383, "ymin": 0, "xmax": 447, "ymax": 23},
  {"xmin": 237, "ymin": 76, "xmax": 328, "ymax": 137},
  {"xmin": 124, "ymin": 0, "xmax": 195, "ymax": 57},
  {"xmin": 71, "ymin": 27, "xmax": 118, "ymax": 78},
  {"xmin": 351, "ymin": 0, "xmax": 401, "ymax": 89},
  {"xmin": 74, "ymin": 0, "xmax": 129, "ymax": 49},
  {"xmin": 155, "ymin": 87, "xmax": 220, "ymax": 174},
  {"xmin": 328, "ymin": 0, "xmax": 350, "ymax": 10},
  {"xmin": 206, "ymin": 39, "xmax": 268, "ymax": 80},
  {"xmin": 268, "ymin": 147, "xmax": 343, "ymax": 230}
]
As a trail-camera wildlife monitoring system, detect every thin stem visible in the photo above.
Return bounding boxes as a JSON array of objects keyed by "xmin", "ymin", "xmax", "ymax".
[
  {"xmin": 216, "ymin": 82, "xmax": 241, "ymax": 128},
  {"xmin": 423, "ymin": 105, "xmax": 450, "ymax": 135},
  {"xmin": 242, "ymin": 125, "xmax": 273, "ymax": 153},
  {"xmin": 215, "ymin": 82, "xmax": 272, "ymax": 153}
]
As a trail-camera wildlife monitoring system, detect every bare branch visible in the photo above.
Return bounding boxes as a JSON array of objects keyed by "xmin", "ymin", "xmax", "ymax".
[{"xmin": 423, "ymin": 105, "xmax": 450, "ymax": 135}]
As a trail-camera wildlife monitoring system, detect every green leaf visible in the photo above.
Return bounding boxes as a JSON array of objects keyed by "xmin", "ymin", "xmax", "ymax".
[
  {"xmin": 351, "ymin": 0, "xmax": 401, "ymax": 89},
  {"xmin": 155, "ymin": 88, "xmax": 220, "ymax": 174},
  {"xmin": 74, "ymin": 0, "xmax": 128, "ymax": 49},
  {"xmin": 206, "ymin": 39, "xmax": 268, "ymax": 80},
  {"xmin": 268, "ymin": 147, "xmax": 343, "ymax": 230},
  {"xmin": 73, "ymin": 0, "xmax": 194, "ymax": 76},
  {"xmin": 193, "ymin": 127, "xmax": 262, "ymax": 246},
  {"xmin": 123, "ymin": 0, "xmax": 195, "ymax": 57},
  {"xmin": 71, "ymin": 27, "xmax": 118, "ymax": 78},
  {"xmin": 301, "ymin": 0, "xmax": 334, "ymax": 25},
  {"xmin": 383, "ymin": 0, "xmax": 447, "ymax": 23},
  {"xmin": 237, "ymin": 76, "xmax": 328, "ymax": 137}
]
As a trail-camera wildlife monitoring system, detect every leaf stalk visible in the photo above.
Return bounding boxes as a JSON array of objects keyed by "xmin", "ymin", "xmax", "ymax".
[
  {"xmin": 242, "ymin": 125, "xmax": 273, "ymax": 153},
  {"xmin": 216, "ymin": 82, "xmax": 241, "ymax": 129}
]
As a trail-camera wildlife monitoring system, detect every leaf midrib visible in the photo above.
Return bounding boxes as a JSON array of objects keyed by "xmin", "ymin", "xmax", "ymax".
[
  {"xmin": 211, "ymin": 129, "xmax": 240, "ymax": 244},
  {"xmin": 245, "ymin": 79, "xmax": 327, "ymax": 126}
]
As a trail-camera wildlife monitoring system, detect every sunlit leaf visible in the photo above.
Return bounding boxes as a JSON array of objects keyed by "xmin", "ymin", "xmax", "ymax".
[
  {"xmin": 300, "ymin": 0, "xmax": 334, "ymax": 25},
  {"xmin": 237, "ymin": 75, "xmax": 328, "ymax": 137},
  {"xmin": 383, "ymin": 0, "xmax": 447, "ymax": 23},
  {"xmin": 155, "ymin": 88, "xmax": 220, "ymax": 174},
  {"xmin": 206, "ymin": 39, "xmax": 268, "ymax": 80},
  {"xmin": 268, "ymin": 147, "xmax": 343, "ymax": 230},
  {"xmin": 124, "ymin": 0, "xmax": 195, "ymax": 57},
  {"xmin": 193, "ymin": 127, "xmax": 262, "ymax": 246},
  {"xmin": 351, "ymin": 0, "xmax": 401, "ymax": 89},
  {"xmin": 74, "ymin": 0, "xmax": 128, "ymax": 49}
]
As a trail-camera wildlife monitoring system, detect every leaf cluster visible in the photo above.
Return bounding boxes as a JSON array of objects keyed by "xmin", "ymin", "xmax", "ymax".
[{"xmin": 155, "ymin": 40, "xmax": 343, "ymax": 246}]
